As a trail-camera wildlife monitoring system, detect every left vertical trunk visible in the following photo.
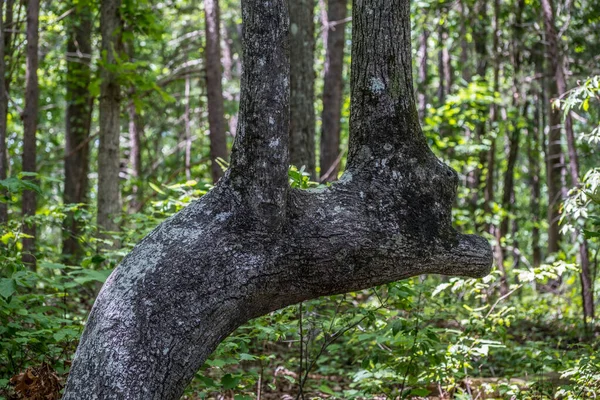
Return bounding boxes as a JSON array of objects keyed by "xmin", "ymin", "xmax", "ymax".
[
  {"xmin": 97, "ymin": 0, "xmax": 123, "ymax": 239},
  {"xmin": 204, "ymin": 0, "xmax": 228, "ymax": 183},
  {"xmin": 289, "ymin": 0, "xmax": 316, "ymax": 176},
  {"xmin": 21, "ymin": 0, "xmax": 40, "ymax": 268},
  {"xmin": 63, "ymin": 0, "xmax": 93, "ymax": 262}
]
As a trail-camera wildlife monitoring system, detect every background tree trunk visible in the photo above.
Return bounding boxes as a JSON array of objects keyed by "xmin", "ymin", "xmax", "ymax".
[
  {"xmin": 21, "ymin": 0, "xmax": 39, "ymax": 268},
  {"xmin": 204, "ymin": 0, "xmax": 228, "ymax": 183},
  {"xmin": 63, "ymin": 0, "xmax": 93, "ymax": 262},
  {"xmin": 289, "ymin": 0, "xmax": 316, "ymax": 177},
  {"xmin": 63, "ymin": 1, "xmax": 492, "ymax": 399},
  {"xmin": 319, "ymin": 0, "xmax": 347, "ymax": 182},
  {"xmin": 97, "ymin": 0, "xmax": 123, "ymax": 239},
  {"xmin": 0, "ymin": 0, "xmax": 8, "ymax": 224}
]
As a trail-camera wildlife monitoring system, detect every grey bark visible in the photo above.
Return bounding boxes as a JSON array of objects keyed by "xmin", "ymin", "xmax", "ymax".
[
  {"xmin": 205, "ymin": 0, "xmax": 229, "ymax": 183},
  {"xmin": 97, "ymin": 0, "xmax": 123, "ymax": 238},
  {"xmin": 0, "ymin": 0, "xmax": 8, "ymax": 224},
  {"xmin": 63, "ymin": 1, "xmax": 492, "ymax": 399},
  {"xmin": 319, "ymin": 0, "xmax": 347, "ymax": 181},
  {"xmin": 21, "ymin": 0, "xmax": 39, "ymax": 268},
  {"xmin": 541, "ymin": 0, "xmax": 594, "ymax": 320},
  {"xmin": 63, "ymin": 0, "xmax": 93, "ymax": 262},
  {"xmin": 289, "ymin": 0, "xmax": 316, "ymax": 177}
]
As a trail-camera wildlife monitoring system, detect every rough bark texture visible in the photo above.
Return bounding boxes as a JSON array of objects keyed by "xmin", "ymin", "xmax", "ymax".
[
  {"xmin": 541, "ymin": 0, "xmax": 594, "ymax": 319},
  {"xmin": 97, "ymin": 0, "xmax": 123, "ymax": 238},
  {"xmin": 63, "ymin": 0, "xmax": 93, "ymax": 262},
  {"xmin": 0, "ymin": 0, "xmax": 8, "ymax": 224},
  {"xmin": 21, "ymin": 0, "xmax": 39, "ymax": 268},
  {"xmin": 289, "ymin": 0, "xmax": 316, "ymax": 176},
  {"xmin": 63, "ymin": 1, "xmax": 492, "ymax": 399},
  {"xmin": 205, "ymin": 0, "xmax": 229, "ymax": 183},
  {"xmin": 319, "ymin": 0, "xmax": 347, "ymax": 181}
]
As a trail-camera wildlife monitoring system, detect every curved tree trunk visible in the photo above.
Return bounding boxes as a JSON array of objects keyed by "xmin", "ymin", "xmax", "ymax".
[
  {"xmin": 63, "ymin": 0, "xmax": 93, "ymax": 262},
  {"xmin": 21, "ymin": 0, "xmax": 39, "ymax": 268},
  {"xmin": 205, "ymin": 0, "xmax": 229, "ymax": 183},
  {"xmin": 289, "ymin": 0, "xmax": 316, "ymax": 177},
  {"xmin": 97, "ymin": 0, "xmax": 123, "ymax": 239},
  {"xmin": 63, "ymin": 1, "xmax": 492, "ymax": 399},
  {"xmin": 319, "ymin": 0, "xmax": 347, "ymax": 182}
]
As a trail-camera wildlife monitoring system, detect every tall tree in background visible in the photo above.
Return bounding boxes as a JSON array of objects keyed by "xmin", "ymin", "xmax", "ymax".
[
  {"xmin": 63, "ymin": 0, "xmax": 93, "ymax": 261},
  {"xmin": 97, "ymin": 0, "xmax": 123, "ymax": 238},
  {"xmin": 289, "ymin": 0, "xmax": 316, "ymax": 176},
  {"xmin": 204, "ymin": 0, "xmax": 228, "ymax": 183},
  {"xmin": 319, "ymin": 0, "xmax": 347, "ymax": 181},
  {"xmin": 0, "ymin": 0, "xmax": 8, "ymax": 224},
  {"xmin": 541, "ymin": 0, "xmax": 594, "ymax": 320},
  {"xmin": 21, "ymin": 0, "xmax": 40, "ymax": 268}
]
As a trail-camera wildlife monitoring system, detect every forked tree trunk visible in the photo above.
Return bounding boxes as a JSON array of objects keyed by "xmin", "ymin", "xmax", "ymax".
[
  {"xmin": 0, "ymin": 0, "xmax": 8, "ymax": 224},
  {"xmin": 289, "ymin": 0, "xmax": 316, "ymax": 176},
  {"xmin": 319, "ymin": 0, "xmax": 347, "ymax": 181},
  {"xmin": 63, "ymin": 1, "xmax": 492, "ymax": 398},
  {"xmin": 204, "ymin": 0, "xmax": 228, "ymax": 183},
  {"xmin": 63, "ymin": 0, "xmax": 93, "ymax": 262},
  {"xmin": 21, "ymin": 0, "xmax": 39, "ymax": 268},
  {"xmin": 97, "ymin": 0, "xmax": 123, "ymax": 238}
]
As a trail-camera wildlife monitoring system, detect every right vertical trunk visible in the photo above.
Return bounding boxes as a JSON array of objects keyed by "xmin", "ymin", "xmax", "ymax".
[
  {"xmin": 541, "ymin": 0, "xmax": 593, "ymax": 320},
  {"xmin": 319, "ymin": 0, "xmax": 347, "ymax": 182},
  {"xmin": 21, "ymin": 0, "xmax": 40, "ymax": 268},
  {"xmin": 97, "ymin": 0, "xmax": 123, "ymax": 238},
  {"xmin": 204, "ymin": 0, "xmax": 228, "ymax": 184},
  {"xmin": 63, "ymin": 0, "xmax": 93, "ymax": 262},
  {"xmin": 289, "ymin": 0, "xmax": 316, "ymax": 177}
]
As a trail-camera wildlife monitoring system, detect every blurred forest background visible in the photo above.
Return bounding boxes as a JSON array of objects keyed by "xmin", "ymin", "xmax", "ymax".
[{"xmin": 1, "ymin": 0, "xmax": 600, "ymax": 398}]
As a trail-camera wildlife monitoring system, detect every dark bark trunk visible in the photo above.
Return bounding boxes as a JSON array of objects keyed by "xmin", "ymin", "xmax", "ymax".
[
  {"xmin": 530, "ymin": 94, "xmax": 542, "ymax": 267},
  {"xmin": 63, "ymin": 1, "xmax": 492, "ymax": 399},
  {"xmin": 541, "ymin": 0, "xmax": 562, "ymax": 257},
  {"xmin": 417, "ymin": 28, "xmax": 429, "ymax": 121},
  {"xmin": 458, "ymin": 0, "xmax": 470, "ymax": 82},
  {"xmin": 0, "ymin": 0, "xmax": 9, "ymax": 224},
  {"xmin": 204, "ymin": 0, "xmax": 228, "ymax": 183},
  {"xmin": 319, "ymin": 0, "xmax": 347, "ymax": 182},
  {"xmin": 63, "ymin": 0, "xmax": 93, "ymax": 262},
  {"xmin": 97, "ymin": 0, "xmax": 123, "ymax": 238},
  {"xmin": 21, "ymin": 0, "xmax": 39, "ymax": 268},
  {"xmin": 289, "ymin": 0, "xmax": 316, "ymax": 177}
]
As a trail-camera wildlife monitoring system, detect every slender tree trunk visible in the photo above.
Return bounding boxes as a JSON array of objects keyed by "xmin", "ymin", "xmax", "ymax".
[
  {"xmin": 541, "ymin": 0, "xmax": 593, "ymax": 320},
  {"xmin": 458, "ymin": 0, "xmax": 470, "ymax": 82},
  {"xmin": 21, "ymin": 0, "xmax": 39, "ymax": 268},
  {"xmin": 204, "ymin": 0, "xmax": 228, "ymax": 183},
  {"xmin": 0, "ymin": 0, "xmax": 9, "ymax": 224},
  {"xmin": 184, "ymin": 75, "xmax": 192, "ymax": 180},
  {"xmin": 417, "ymin": 27, "xmax": 429, "ymax": 121},
  {"xmin": 437, "ymin": 8, "xmax": 451, "ymax": 104},
  {"xmin": 127, "ymin": 97, "xmax": 143, "ymax": 212},
  {"xmin": 289, "ymin": 0, "xmax": 316, "ymax": 177},
  {"xmin": 530, "ymin": 94, "xmax": 542, "ymax": 267},
  {"xmin": 63, "ymin": 1, "xmax": 492, "ymax": 398},
  {"xmin": 97, "ymin": 0, "xmax": 123, "ymax": 239},
  {"xmin": 63, "ymin": 0, "xmax": 93, "ymax": 262},
  {"xmin": 319, "ymin": 0, "xmax": 347, "ymax": 182}
]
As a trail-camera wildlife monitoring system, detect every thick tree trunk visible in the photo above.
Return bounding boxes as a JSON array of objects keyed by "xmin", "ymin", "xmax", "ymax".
[
  {"xmin": 97, "ymin": 0, "xmax": 123, "ymax": 238},
  {"xmin": 319, "ymin": 0, "xmax": 347, "ymax": 182},
  {"xmin": 63, "ymin": 0, "xmax": 93, "ymax": 262},
  {"xmin": 21, "ymin": 0, "xmax": 39, "ymax": 268},
  {"xmin": 289, "ymin": 0, "xmax": 316, "ymax": 176},
  {"xmin": 204, "ymin": 0, "xmax": 228, "ymax": 183},
  {"xmin": 0, "ymin": 0, "xmax": 8, "ymax": 224},
  {"xmin": 63, "ymin": 1, "xmax": 492, "ymax": 399}
]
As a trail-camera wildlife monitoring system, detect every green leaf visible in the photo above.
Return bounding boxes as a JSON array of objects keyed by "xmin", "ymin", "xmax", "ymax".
[
  {"xmin": 0, "ymin": 279, "xmax": 16, "ymax": 299},
  {"xmin": 409, "ymin": 388, "xmax": 431, "ymax": 396},
  {"xmin": 221, "ymin": 374, "xmax": 240, "ymax": 390},
  {"xmin": 149, "ymin": 182, "xmax": 166, "ymax": 195}
]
